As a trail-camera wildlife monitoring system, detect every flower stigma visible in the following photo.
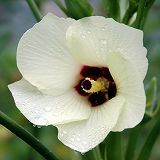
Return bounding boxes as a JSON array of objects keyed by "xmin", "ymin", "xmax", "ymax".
[
  {"xmin": 75, "ymin": 66, "xmax": 117, "ymax": 107},
  {"xmin": 81, "ymin": 77, "xmax": 109, "ymax": 93}
]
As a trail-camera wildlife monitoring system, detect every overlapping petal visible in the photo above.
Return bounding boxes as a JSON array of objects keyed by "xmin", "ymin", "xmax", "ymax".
[
  {"xmin": 105, "ymin": 53, "xmax": 146, "ymax": 131},
  {"xmin": 57, "ymin": 95, "xmax": 125, "ymax": 152},
  {"xmin": 8, "ymin": 13, "xmax": 148, "ymax": 153},
  {"xmin": 8, "ymin": 79, "xmax": 91, "ymax": 125},
  {"xmin": 17, "ymin": 13, "xmax": 81, "ymax": 95},
  {"xmin": 66, "ymin": 16, "xmax": 148, "ymax": 80}
]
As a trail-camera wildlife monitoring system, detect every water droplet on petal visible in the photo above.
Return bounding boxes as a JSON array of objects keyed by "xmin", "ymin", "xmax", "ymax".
[
  {"xmin": 88, "ymin": 135, "xmax": 91, "ymax": 139},
  {"xmin": 100, "ymin": 47, "xmax": 105, "ymax": 52},
  {"xmin": 35, "ymin": 110, "xmax": 38, "ymax": 114},
  {"xmin": 61, "ymin": 133, "xmax": 64, "ymax": 137},
  {"xmin": 83, "ymin": 141, "xmax": 87, "ymax": 145},
  {"xmin": 81, "ymin": 152, "xmax": 85, "ymax": 155},
  {"xmin": 81, "ymin": 34, "xmax": 86, "ymax": 39},
  {"xmin": 34, "ymin": 116, "xmax": 48, "ymax": 125},
  {"xmin": 100, "ymin": 39, "xmax": 107, "ymax": 44},
  {"xmin": 101, "ymin": 126, "xmax": 105, "ymax": 132},
  {"xmin": 108, "ymin": 49, "xmax": 112, "ymax": 53},
  {"xmin": 87, "ymin": 30, "xmax": 91, "ymax": 34},
  {"xmin": 52, "ymin": 112, "xmax": 58, "ymax": 116},
  {"xmin": 37, "ymin": 125, "xmax": 42, "ymax": 128},
  {"xmin": 101, "ymin": 27, "xmax": 105, "ymax": 31},
  {"xmin": 63, "ymin": 130, "xmax": 67, "ymax": 134},
  {"xmin": 117, "ymin": 47, "xmax": 121, "ymax": 51},
  {"xmin": 44, "ymin": 107, "xmax": 52, "ymax": 112}
]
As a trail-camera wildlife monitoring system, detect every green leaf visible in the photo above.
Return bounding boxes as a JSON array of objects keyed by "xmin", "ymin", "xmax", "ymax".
[
  {"xmin": 137, "ymin": 107, "xmax": 160, "ymax": 160},
  {"xmin": 102, "ymin": 0, "xmax": 120, "ymax": 21},
  {"xmin": 141, "ymin": 77, "xmax": 158, "ymax": 124},
  {"xmin": 140, "ymin": 0, "xmax": 156, "ymax": 29},
  {"xmin": 0, "ymin": 111, "xmax": 59, "ymax": 160},
  {"xmin": 82, "ymin": 146, "xmax": 103, "ymax": 160},
  {"xmin": 52, "ymin": 0, "xmax": 69, "ymax": 16},
  {"xmin": 64, "ymin": 0, "xmax": 94, "ymax": 19},
  {"xmin": 145, "ymin": 77, "xmax": 158, "ymax": 115},
  {"xmin": 0, "ymin": 32, "xmax": 12, "ymax": 54},
  {"xmin": 134, "ymin": 0, "xmax": 147, "ymax": 29},
  {"xmin": 122, "ymin": 0, "xmax": 139, "ymax": 24},
  {"xmin": 26, "ymin": 0, "xmax": 42, "ymax": 22},
  {"xmin": 125, "ymin": 126, "xmax": 141, "ymax": 160},
  {"xmin": 105, "ymin": 132, "xmax": 124, "ymax": 160},
  {"xmin": 134, "ymin": 0, "xmax": 156, "ymax": 29}
]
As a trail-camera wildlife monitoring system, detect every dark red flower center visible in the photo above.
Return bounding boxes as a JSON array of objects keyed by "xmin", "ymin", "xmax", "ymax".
[{"xmin": 74, "ymin": 66, "xmax": 117, "ymax": 107}]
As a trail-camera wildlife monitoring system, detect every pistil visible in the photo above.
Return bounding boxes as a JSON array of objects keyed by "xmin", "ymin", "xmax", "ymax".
[{"xmin": 81, "ymin": 77, "xmax": 109, "ymax": 93}]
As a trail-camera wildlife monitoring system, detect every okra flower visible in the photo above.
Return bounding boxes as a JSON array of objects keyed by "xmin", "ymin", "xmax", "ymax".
[{"xmin": 8, "ymin": 13, "xmax": 148, "ymax": 152}]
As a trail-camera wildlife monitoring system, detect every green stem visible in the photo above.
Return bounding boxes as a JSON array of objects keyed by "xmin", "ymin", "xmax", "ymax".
[
  {"xmin": 137, "ymin": 113, "xmax": 160, "ymax": 160},
  {"xmin": 52, "ymin": 0, "xmax": 69, "ymax": 16},
  {"xmin": 134, "ymin": 0, "xmax": 147, "ymax": 29},
  {"xmin": 125, "ymin": 126, "xmax": 141, "ymax": 160},
  {"xmin": 0, "ymin": 111, "xmax": 58, "ymax": 160},
  {"xmin": 26, "ymin": 0, "xmax": 42, "ymax": 22},
  {"xmin": 104, "ymin": 145, "xmax": 108, "ymax": 160},
  {"xmin": 140, "ymin": 0, "xmax": 156, "ymax": 29},
  {"xmin": 82, "ymin": 146, "xmax": 103, "ymax": 160},
  {"xmin": 122, "ymin": 4, "xmax": 137, "ymax": 24},
  {"xmin": 27, "ymin": 127, "xmax": 41, "ymax": 160},
  {"xmin": 92, "ymin": 146, "xmax": 103, "ymax": 160},
  {"xmin": 81, "ymin": 151, "xmax": 94, "ymax": 160},
  {"xmin": 106, "ymin": 132, "xmax": 123, "ymax": 160}
]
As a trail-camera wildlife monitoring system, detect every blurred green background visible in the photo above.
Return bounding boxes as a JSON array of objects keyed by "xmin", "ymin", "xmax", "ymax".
[{"xmin": 0, "ymin": 0, "xmax": 160, "ymax": 160}]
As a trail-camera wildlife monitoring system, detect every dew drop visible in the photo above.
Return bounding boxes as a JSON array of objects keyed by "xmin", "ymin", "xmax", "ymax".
[
  {"xmin": 37, "ymin": 125, "xmax": 42, "ymax": 128},
  {"xmin": 63, "ymin": 130, "xmax": 67, "ymax": 134},
  {"xmin": 81, "ymin": 152, "xmax": 85, "ymax": 155},
  {"xmin": 101, "ymin": 127, "xmax": 105, "ymax": 132},
  {"xmin": 61, "ymin": 133, "xmax": 64, "ymax": 137},
  {"xmin": 87, "ymin": 30, "xmax": 91, "ymax": 34},
  {"xmin": 101, "ymin": 27, "xmax": 105, "ymax": 31},
  {"xmin": 100, "ymin": 47, "xmax": 105, "ymax": 52},
  {"xmin": 52, "ymin": 112, "xmax": 58, "ymax": 116},
  {"xmin": 108, "ymin": 49, "xmax": 112, "ymax": 53},
  {"xmin": 88, "ymin": 135, "xmax": 91, "ymax": 139},
  {"xmin": 83, "ymin": 141, "xmax": 87, "ymax": 145},
  {"xmin": 117, "ymin": 47, "xmax": 121, "ymax": 51},
  {"xmin": 34, "ymin": 116, "xmax": 48, "ymax": 125},
  {"xmin": 44, "ymin": 107, "xmax": 52, "ymax": 112},
  {"xmin": 100, "ymin": 39, "xmax": 107, "ymax": 44},
  {"xmin": 81, "ymin": 34, "xmax": 86, "ymax": 39}
]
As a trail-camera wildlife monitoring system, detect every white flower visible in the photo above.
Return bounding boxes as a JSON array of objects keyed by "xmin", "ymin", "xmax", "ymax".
[{"xmin": 8, "ymin": 13, "xmax": 148, "ymax": 153}]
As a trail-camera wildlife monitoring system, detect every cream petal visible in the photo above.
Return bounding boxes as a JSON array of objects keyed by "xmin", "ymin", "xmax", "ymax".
[
  {"xmin": 57, "ymin": 95, "xmax": 125, "ymax": 152},
  {"xmin": 66, "ymin": 16, "xmax": 148, "ymax": 80},
  {"xmin": 8, "ymin": 79, "xmax": 91, "ymax": 125},
  {"xmin": 17, "ymin": 13, "xmax": 81, "ymax": 95},
  {"xmin": 105, "ymin": 53, "xmax": 146, "ymax": 131}
]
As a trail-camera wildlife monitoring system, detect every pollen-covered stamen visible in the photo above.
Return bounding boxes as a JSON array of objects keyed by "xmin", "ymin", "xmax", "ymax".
[
  {"xmin": 75, "ymin": 66, "xmax": 117, "ymax": 107},
  {"xmin": 81, "ymin": 77, "xmax": 109, "ymax": 93},
  {"xmin": 81, "ymin": 79, "xmax": 92, "ymax": 90}
]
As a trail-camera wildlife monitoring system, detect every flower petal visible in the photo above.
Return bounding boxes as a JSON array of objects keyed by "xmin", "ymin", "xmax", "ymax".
[
  {"xmin": 106, "ymin": 53, "xmax": 146, "ymax": 131},
  {"xmin": 57, "ymin": 95, "xmax": 125, "ymax": 152},
  {"xmin": 17, "ymin": 13, "xmax": 81, "ymax": 95},
  {"xmin": 66, "ymin": 16, "xmax": 148, "ymax": 80},
  {"xmin": 8, "ymin": 79, "xmax": 91, "ymax": 125}
]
